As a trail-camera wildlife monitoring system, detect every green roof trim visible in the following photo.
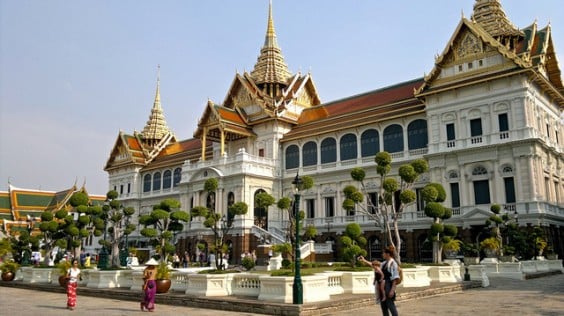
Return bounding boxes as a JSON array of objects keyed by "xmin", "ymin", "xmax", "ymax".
[{"xmin": 0, "ymin": 213, "xmax": 13, "ymax": 220}]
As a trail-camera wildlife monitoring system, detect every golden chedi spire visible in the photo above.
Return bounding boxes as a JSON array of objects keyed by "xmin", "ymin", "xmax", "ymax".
[
  {"xmin": 471, "ymin": 0, "xmax": 522, "ymax": 38},
  {"xmin": 142, "ymin": 65, "xmax": 171, "ymax": 145},
  {"xmin": 250, "ymin": 1, "xmax": 292, "ymax": 88}
]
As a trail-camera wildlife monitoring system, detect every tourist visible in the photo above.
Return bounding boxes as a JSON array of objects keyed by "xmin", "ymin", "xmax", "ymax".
[
  {"xmin": 183, "ymin": 251, "xmax": 190, "ymax": 268},
  {"xmin": 173, "ymin": 253, "xmax": 180, "ymax": 268},
  {"xmin": 208, "ymin": 252, "xmax": 216, "ymax": 269},
  {"xmin": 84, "ymin": 253, "xmax": 91, "ymax": 268},
  {"xmin": 358, "ymin": 256, "xmax": 386, "ymax": 304},
  {"xmin": 380, "ymin": 246, "xmax": 400, "ymax": 316},
  {"xmin": 66, "ymin": 259, "xmax": 81, "ymax": 311},
  {"xmin": 79, "ymin": 250, "xmax": 86, "ymax": 266},
  {"xmin": 140, "ymin": 258, "xmax": 158, "ymax": 312}
]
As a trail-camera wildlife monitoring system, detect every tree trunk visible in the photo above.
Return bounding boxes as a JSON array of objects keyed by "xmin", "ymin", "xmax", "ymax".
[
  {"xmin": 432, "ymin": 240, "xmax": 442, "ymax": 264},
  {"xmin": 393, "ymin": 219, "xmax": 402, "ymax": 264}
]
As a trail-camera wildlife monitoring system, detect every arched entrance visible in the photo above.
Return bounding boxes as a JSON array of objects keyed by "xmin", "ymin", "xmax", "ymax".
[
  {"xmin": 254, "ymin": 189, "xmax": 268, "ymax": 230},
  {"xmin": 418, "ymin": 234, "xmax": 432, "ymax": 262},
  {"xmin": 369, "ymin": 236, "xmax": 383, "ymax": 260}
]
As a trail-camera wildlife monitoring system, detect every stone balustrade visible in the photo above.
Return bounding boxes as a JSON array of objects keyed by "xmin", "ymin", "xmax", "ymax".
[{"xmin": 15, "ymin": 260, "xmax": 561, "ymax": 303}]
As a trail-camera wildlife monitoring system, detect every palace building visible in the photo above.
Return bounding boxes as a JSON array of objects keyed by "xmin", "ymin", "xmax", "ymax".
[{"xmin": 104, "ymin": 0, "xmax": 564, "ymax": 263}]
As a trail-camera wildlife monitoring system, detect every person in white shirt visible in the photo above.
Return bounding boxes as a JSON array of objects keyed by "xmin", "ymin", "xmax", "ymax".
[{"xmin": 66, "ymin": 259, "xmax": 81, "ymax": 310}]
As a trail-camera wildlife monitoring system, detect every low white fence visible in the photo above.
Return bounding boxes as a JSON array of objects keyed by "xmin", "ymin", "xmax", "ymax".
[{"xmin": 17, "ymin": 259, "xmax": 561, "ymax": 302}]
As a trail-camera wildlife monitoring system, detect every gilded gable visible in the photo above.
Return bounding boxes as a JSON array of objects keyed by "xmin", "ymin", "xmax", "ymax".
[
  {"xmin": 115, "ymin": 145, "xmax": 129, "ymax": 162},
  {"xmin": 232, "ymin": 88, "xmax": 254, "ymax": 108},
  {"xmin": 456, "ymin": 32, "xmax": 483, "ymax": 60}
]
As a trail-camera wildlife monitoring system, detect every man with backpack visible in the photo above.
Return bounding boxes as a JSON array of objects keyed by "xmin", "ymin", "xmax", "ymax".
[{"xmin": 380, "ymin": 246, "xmax": 400, "ymax": 316}]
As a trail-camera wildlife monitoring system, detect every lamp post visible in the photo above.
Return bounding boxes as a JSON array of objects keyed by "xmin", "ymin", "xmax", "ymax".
[
  {"xmin": 292, "ymin": 172, "xmax": 303, "ymax": 304},
  {"xmin": 22, "ymin": 215, "xmax": 36, "ymax": 265},
  {"xmin": 98, "ymin": 212, "xmax": 109, "ymax": 269}
]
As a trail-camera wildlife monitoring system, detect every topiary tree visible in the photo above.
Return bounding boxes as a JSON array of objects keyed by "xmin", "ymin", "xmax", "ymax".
[
  {"xmin": 346, "ymin": 152, "xmax": 428, "ymax": 263},
  {"xmin": 68, "ymin": 191, "xmax": 108, "ymax": 261},
  {"xmin": 484, "ymin": 204, "xmax": 520, "ymax": 257},
  {"xmin": 255, "ymin": 191, "xmax": 276, "ymax": 230},
  {"xmin": 303, "ymin": 225, "xmax": 317, "ymax": 241},
  {"xmin": 100, "ymin": 190, "xmax": 136, "ymax": 268},
  {"xmin": 201, "ymin": 201, "xmax": 248, "ymax": 270},
  {"xmin": 275, "ymin": 175, "xmax": 314, "ymax": 261},
  {"xmin": 340, "ymin": 223, "xmax": 367, "ymax": 267},
  {"xmin": 140, "ymin": 198, "xmax": 189, "ymax": 264},
  {"xmin": 37, "ymin": 208, "xmax": 70, "ymax": 265},
  {"xmin": 421, "ymin": 182, "xmax": 456, "ymax": 263}
]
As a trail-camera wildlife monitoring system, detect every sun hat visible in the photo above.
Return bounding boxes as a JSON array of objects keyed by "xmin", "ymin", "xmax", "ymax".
[{"xmin": 145, "ymin": 258, "xmax": 159, "ymax": 266}]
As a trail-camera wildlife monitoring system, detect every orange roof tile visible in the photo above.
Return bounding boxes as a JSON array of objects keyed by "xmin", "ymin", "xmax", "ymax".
[{"xmin": 217, "ymin": 107, "xmax": 246, "ymax": 125}]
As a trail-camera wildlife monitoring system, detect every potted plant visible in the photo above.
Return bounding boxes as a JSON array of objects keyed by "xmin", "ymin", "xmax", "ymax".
[
  {"xmin": 535, "ymin": 237, "xmax": 547, "ymax": 258},
  {"xmin": 461, "ymin": 242, "xmax": 480, "ymax": 265},
  {"xmin": 155, "ymin": 261, "xmax": 171, "ymax": 293},
  {"xmin": 1, "ymin": 261, "xmax": 20, "ymax": 281},
  {"xmin": 480, "ymin": 237, "xmax": 500, "ymax": 258},
  {"xmin": 56, "ymin": 260, "xmax": 71, "ymax": 288},
  {"xmin": 442, "ymin": 238, "xmax": 462, "ymax": 259},
  {"xmin": 500, "ymin": 245, "xmax": 516, "ymax": 262}
]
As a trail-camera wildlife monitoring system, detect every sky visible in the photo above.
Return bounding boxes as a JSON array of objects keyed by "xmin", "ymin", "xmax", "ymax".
[{"xmin": 1, "ymin": 0, "xmax": 563, "ymax": 195}]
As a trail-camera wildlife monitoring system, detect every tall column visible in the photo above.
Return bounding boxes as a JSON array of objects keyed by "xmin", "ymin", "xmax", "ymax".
[
  {"xmin": 220, "ymin": 130, "xmax": 225, "ymax": 157},
  {"xmin": 201, "ymin": 127, "xmax": 207, "ymax": 161}
]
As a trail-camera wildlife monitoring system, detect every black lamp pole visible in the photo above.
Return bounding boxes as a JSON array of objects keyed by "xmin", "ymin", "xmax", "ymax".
[
  {"xmin": 98, "ymin": 213, "xmax": 109, "ymax": 269},
  {"xmin": 292, "ymin": 172, "xmax": 303, "ymax": 304}
]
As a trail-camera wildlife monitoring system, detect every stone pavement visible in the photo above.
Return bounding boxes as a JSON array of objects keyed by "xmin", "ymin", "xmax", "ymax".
[
  {"xmin": 0, "ymin": 286, "xmax": 263, "ymax": 315},
  {"xmin": 1, "ymin": 273, "xmax": 562, "ymax": 315},
  {"xmin": 325, "ymin": 273, "xmax": 564, "ymax": 316}
]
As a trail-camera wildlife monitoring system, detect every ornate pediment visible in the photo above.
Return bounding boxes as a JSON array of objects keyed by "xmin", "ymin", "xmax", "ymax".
[
  {"xmin": 115, "ymin": 145, "xmax": 129, "ymax": 162},
  {"xmin": 455, "ymin": 32, "xmax": 484, "ymax": 60},
  {"xmin": 232, "ymin": 88, "xmax": 254, "ymax": 108},
  {"xmin": 295, "ymin": 89, "xmax": 314, "ymax": 107}
]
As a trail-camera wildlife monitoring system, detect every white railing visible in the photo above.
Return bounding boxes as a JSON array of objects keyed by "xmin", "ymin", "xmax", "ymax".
[
  {"xmin": 300, "ymin": 240, "xmax": 315, "ymax": 259},
  {"xmin": 231, "ymin": 273, "xmax": 261, "ymax": 297},
  {"xmin": 251, "ymin": 225, "xmax": 285, "ymax": 244}
]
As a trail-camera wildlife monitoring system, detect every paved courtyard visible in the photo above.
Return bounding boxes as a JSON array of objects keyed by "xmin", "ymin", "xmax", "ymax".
[
  {"xmin": 327, "ymin": 274, "xmax": 564, "ymax": 316},
  {"xmin": 0, "ymin": 273, "xmax": 562, "ymax": 315}
]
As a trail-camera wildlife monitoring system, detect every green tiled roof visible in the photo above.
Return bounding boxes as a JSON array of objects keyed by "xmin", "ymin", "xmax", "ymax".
[
  {"xmin": 0, "ymin": 195, "xmax": 11, "ymax": 209},
  {"xmin": 16, "ymin": 193, "xmax": 54, "ymax": 208}
]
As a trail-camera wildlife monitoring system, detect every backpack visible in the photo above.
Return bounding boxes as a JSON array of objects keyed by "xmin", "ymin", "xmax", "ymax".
[{"xmin": 383, "ymin": 259, "xmax": 403, "ymax": 285}]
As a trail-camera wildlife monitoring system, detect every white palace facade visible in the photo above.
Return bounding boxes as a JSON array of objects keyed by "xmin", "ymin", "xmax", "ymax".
[{"xmin": 104, "ymin": 1, "xmax": 564, "ymax": 262}]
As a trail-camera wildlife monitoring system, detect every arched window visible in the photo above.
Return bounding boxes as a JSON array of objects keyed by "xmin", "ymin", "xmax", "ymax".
[
  {"xmin": 206, "ymin": 192, "xmax": 216, "ymax": 211},
  {"xmin": 143, "ymin": 174, "xmax": 151, "ymax": 193},
  {"xmin": 407, "ymin": 119, "xmax": 428, "ymax": 149},
  {"xmin": 285, "ymin": 145, "xmax": 299, "ymax": 169},
  {"xmin": 472, "ymin": 166, "xmax": 488, "ymax": 176},
  {"xmin": 361, "ymin": 129, "xmax": 379, "ymax": 157},
  {"xmin": 320, "ymin": 138, "xmax": 337, "ymax": 164},
  {"xmin": 302, "ymin": 141, "xmax": 317, "ymax": 167},
  {"xmin": 254, "ymin": 189, "xmax": 268, "ymax": 229},
  {"xmin": 173, "ymin": 168, "xmax": 182, "ymax": 187},
  {"xmin": 340, "ymin": 133, "xmax": 357, "ymax": 161},
  {"xmin": 227, "ymin": 192, "xmax": 236, "ymax": 223},
  {"xmin": 369, "ymin": 237, "xmax": 382, "ymax": 261},
  {"xmin": 163, "ymin": 170, "xmax": 172, "ymax": 189},
  {"xmin": 472, "ymin": 166, "xmax": 490, "ymax": 204},
  {"xmin": 153, "ymin": 172, "xmax": 161, "ymax": 191},
  {"xmin": 383, "ymin": 124, "xmax": 404, "ymax": 153}
]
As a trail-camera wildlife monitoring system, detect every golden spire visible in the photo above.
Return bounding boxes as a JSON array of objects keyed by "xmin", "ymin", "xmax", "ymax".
[
  {"xmin": 142, "ymin": 65, "xmax": 171, "ymax": 143},
  {"xmin": 471, "ymin": 0, "xmax": 522, "ymax": 37},
  {"xmin": 250, "ymin": 0, "xmax": 292, "ymax": 86}
]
